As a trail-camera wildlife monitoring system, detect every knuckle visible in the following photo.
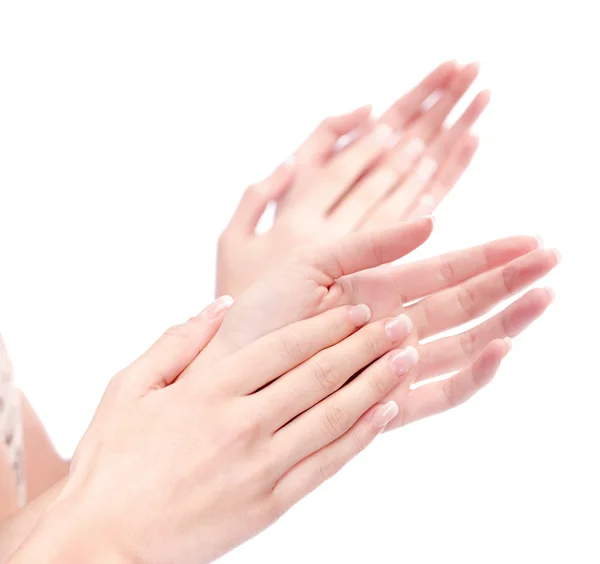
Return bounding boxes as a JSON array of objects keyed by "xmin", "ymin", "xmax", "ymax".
[
  {"xmin": 369, "ymin": 366, "xmax": 391, "ymax": 398},
  {"xmin": 351, "ymin": 428, "xmax": 372, "ymax": 454},
  {"xmin": 459, "ymin": 330, "xmax": 477, "ymax": 359},
  {"xmin": 279, "ymin": 331, "xmax": 307, "ymax": 365},
  {"xmin": 322, "ymin": 403, "xmax": 349, "ymax": 438},
  {"xmin": 163, "ymin": 322, "xmax": 193, "ymax": 341},
  {"xmin": 318, "ymin": 457, "xmax": 337, "ymax": 484},
  {"xmin": 457, "ymin": 284, "xmax": 478, "ymax": 318},
  {"xmin": 441, "ymin": 378, "xmax": 458, "ymax": 408},
  {"xmin": 362, "ymin": 328, "xmax": 383, "ymax": 358},
  {"xmin": 502, "ymin": 264, "xmax": 519, "ymax": 292},
  {"xmin": 438, "ymin": 255, "xmax": 457, "ymax": 284},
  {"xmin": 311, "ymin": 357, "xmax": 340, "ymax": 394}
]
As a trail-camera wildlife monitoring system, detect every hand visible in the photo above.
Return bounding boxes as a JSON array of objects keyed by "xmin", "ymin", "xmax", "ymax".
[
  {"xmin": 217, "ymin": 61, "xmax": 487, "ymax": 296},
  {"xmin": 198, "ymin": 218, "xmax": 558, "ymax": 430},
  {"xmin": 16, "ymin": 296, "xmax": 434, "ymax": 564}
]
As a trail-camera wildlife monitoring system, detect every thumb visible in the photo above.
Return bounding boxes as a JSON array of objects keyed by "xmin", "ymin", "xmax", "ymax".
[{"xmin": 126, "ymin": 295, "xmax": 234, "ymax": 394}]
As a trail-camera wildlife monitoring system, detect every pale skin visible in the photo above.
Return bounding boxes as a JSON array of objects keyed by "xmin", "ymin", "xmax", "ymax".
[
  {"xmin": 0, "ymin": 62, "xmax": 560, "ymax": 559},
  {"xmin": 208, "ymin": 219, "xmax": 559, "ymax": 430},
  {"xmin": 0, "ymin": 221, "xmax": 559, "ymax": 559},
  {"xmin": 6, "ymin": 222, "xmax": 557, "ymax": 562},
  {"xmin": 217, "ymin": 60, "xmax": 487, "ymax": 296},
  {"xmin": 0, "ymin": 60, "xmax": 488, "ymax": 510}
]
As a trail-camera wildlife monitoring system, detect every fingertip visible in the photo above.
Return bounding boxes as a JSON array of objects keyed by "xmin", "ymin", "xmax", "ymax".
[
  {"xmin": 551, "ymin": 248, "xmax": 562, "ymax": 265},
  {"xmin": 202, "ymin": 295, "xmax": 234, "ymax": 320},
  {"xmin": 478, "ymin": 88, "xmax": 492, "ymax": 104},
  {"xmin": 544, "ymin": 286, "xmax": 556, "ymax": 302},
  {"xmin": 533, "ymin": 234, "xmax": 544, "ymax": 248},
  {"xmin": 371, "ymin": 400, "xmax": 399, "ymax": 429},
  {"xmin": 348, "ymin": 303, "xmax": 372, "ymax": 327}
]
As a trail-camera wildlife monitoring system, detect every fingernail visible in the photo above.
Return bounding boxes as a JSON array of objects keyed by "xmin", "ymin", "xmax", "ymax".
[
  {"xmin": 414, "ymin": 156, "xmax": 438, "ymax": 182},
  {"xmin": 373, "ymin": 123, "xmax": 394, "ymax": 145},
  {"xmin": 551, "ymin": 248, "xmax": 562, "ymax": 264},
  {"xmin": 533, "ymin": 234, "xmax": 544, "ymax": 248},
  {"xmin": 390, "ymin": 346, "xmax": 419, "ymax": 376},
  {"xmin": 504, "ymin": 337, "xmax": 513, "ymax": 352},
  {"xmin": 545, "ymin": 286, "xmax": 556, "ymax": 301},
  {"xmin": 422, "ymin": 214, "xmax": 436, "ymax": 227},
  {"xmin": 334, "ymin": 129, "xmax": 360, "ymax": 152},
  {"xmin": 416, "ymin": 194, "xmax": 436, "ymax": 215},
  {"xmin": 349, "ymin": 304, "xmax": 372, "ymax": 327},
  {"xmin": 385, "ymin": 314, "xmax": 413, "ymax": 340},
  {"xmin": 203, "ymin": 295, "xmax": 234, "ymax": 319},
  {"xmin": 400, "ymin": 137, "xmax": 426, "ymax": 160},
  {"xmin": 371, "ymin": 401, "xmax": 399, "ymax": 428}
]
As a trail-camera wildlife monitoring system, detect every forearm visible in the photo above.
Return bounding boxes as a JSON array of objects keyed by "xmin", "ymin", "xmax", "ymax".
[{"xmin": 0, "ymin": 478, "xmax": 65, "ymax": 562}]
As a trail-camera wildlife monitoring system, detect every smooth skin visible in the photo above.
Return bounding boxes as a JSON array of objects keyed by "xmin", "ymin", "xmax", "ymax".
[
  {"xmin": 4, "ymin": 223, "xmax": 557, "ymax": 562},
  {"xmin": 217, "ymin": 60, "xmax": 488, "ymax": 296},
  {"xmin": 11, "ymin": 295, "xmax": 427, "ymax": 563},
  {"xmin": 0, "ymin": 60, "xmax": 487, "ymax": 515},
  {"xmin": 203, "ymin": 218, "xmax": 558, "ymax": 430}
]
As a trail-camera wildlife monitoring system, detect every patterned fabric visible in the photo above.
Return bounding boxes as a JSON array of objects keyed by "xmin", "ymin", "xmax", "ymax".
[{"xmin": 0, "ymin": 334, "xmax": 25, "ymax": 507}]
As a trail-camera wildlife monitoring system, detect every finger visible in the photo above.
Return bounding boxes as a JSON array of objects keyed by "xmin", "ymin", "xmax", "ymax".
[
  {"xmin": 332, "ymin": 236, "xmax": 541, "ymax": 317},
  {"xmin": 218, "ymin": 304, "xmax": 372, "ymax": 396},
  {"xmin": 293, "ymin": 105, "xmax": 373, "ymax": 166},
  {"xmin": 298, "ymin": 217, "xmax": 434, "ymax": 285},
  {"xmin": 272, "ymin": 400, "xmax": 398, "ymax": 512},
  {"xmin": 310, "ymin": 123, "xmax": 395, "ymax": 214},
  {"xmin": 127, "ymin": 295, "xmax": 233, "ymax": 394},
  {"xmin": 378, "ymin": 60, "xmax": 458, "ymax": 131},
  {"xmin": 421, "ymin": 89, "xmax": 489, "ymax": 169},
  {"xmin": 258, "ymin": 313, "xmax": 413, "ymax": 431},
  {"xmin": 272, "ymin": 345, "xmax": 418, "ymax": 474},
  {"xmin": 327, "ymin": 161, "xmax": 401, "ymax": 231},
  {"xmin": 394, "ymin": 236, "xmax": 541, "ymax": 301},
  {"xmin": 408, "ymin": 133, "xmax": 479, "ymax": 218},
  {"xmin": 403, "ymin": 63, "xmax": 480, "ymax": 143},
  {"xmin": 415, "ymin": 287, "xmax": 554, "ymax": 382},
  {"xmin": 226, "ymin": 162, "xmax": 295, "ymax": 234},
  {"xmin": 409, "ymin": 248, "xmax": 560, "ymax": 338},
  {"xmin": 378, "ymin": 90, "xmax": 489, "ymax": 221},
  {"xmin": 398, "ymin": 338, "xmax": 511, "ymax": 428}
]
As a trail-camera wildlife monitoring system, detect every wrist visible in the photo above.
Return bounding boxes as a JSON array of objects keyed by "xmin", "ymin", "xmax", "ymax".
[{"xmin": 9, "ymin": 496, "xmax": 130, "ymax": 564}]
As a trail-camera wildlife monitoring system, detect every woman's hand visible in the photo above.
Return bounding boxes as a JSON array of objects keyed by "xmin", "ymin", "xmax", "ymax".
[
  {"xmin": 217, "ymin": 61, "xmax": 487, "ymax": 296},
  {"xmin": 13, "ymin": 294, "xmax": 435, "ymax": 564},
  {"xmin": 199, "ymin": 218, "xmax": 559, "ymax": 430}
]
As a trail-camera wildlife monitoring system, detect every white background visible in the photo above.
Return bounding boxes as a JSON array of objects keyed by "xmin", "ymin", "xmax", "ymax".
[{"xmin": 0, "ymin": 1, "xmax": 598, "ymax": 562}]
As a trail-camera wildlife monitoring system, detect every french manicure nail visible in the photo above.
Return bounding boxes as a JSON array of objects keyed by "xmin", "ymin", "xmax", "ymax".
[
  {"xmin": 385, "ymin": 314, "xmax": 413, "ymax": 340},
  {"xmin": 533, "ymin": 234, "xmax": 544, "ymax": 248},
  {"xmin": 551, "ymin": 248, "xmax": 562, "ymax": 264},
  {"xmin": 374, "ymin": 123, "xmax": 394, "ymax": 145},
  {"xmin": 400, "ymin": 137, "xmax": 426, "ymax": 159},
  {"xmin": 372, "ymin": 401, "xmax": 399, "ymax": 428},
  {"xmin": 422, "ymin": 214, "xmax": 436, "ymax": 227},
  {"xmin": 414, "ymin": 156, "xmax": 438, "ymax": 182},
  {"xmin": 545, "ymin": 286, "xmax": 556, "ymax": 301},
  {"xmin": 203, "ymin": 295, "xmax": 234, "ymax": 319},
  {"xmin": 390, "ymin": 346, "xmax": 419, "ymax": 376},
  {"xmin": 349, "ymin": 304, "xmax": 372, "ymax": 327},
  {"xmin": 504, "ymin": 337, "xmax": 513, "ymax": 352}
]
